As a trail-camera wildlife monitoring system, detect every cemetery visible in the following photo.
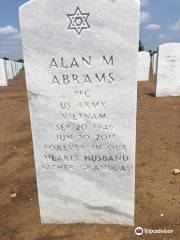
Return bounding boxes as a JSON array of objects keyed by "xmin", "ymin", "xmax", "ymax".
[
  {"xmin": 137, "ymin": 51, "xmax": 150, "ymax": 81},
  {"xmin": 156, "ymin": 43, "xmax": 180, "ymax": 97},
  {"xmin": 0, "ymin": 0, "xmax": 179, "ymax": 239}
]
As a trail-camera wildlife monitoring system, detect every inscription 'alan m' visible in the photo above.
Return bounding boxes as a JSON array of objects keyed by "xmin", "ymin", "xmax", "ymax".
[{"xmin": 50, "ymin": 56, "xmax": 114, "ymax": 68}]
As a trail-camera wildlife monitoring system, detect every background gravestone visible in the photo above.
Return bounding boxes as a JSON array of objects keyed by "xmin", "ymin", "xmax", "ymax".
[
  {"xmin": 5, "ymin": 60, "xmax": 14, "ymax": 80},
  {"xmin": 156, "ymin": 43, "xmax": 180, "ymax": 97},
  {"xmin": 0, "ymin": 59, "xmax": 8, "ymax": 87},
  {"xmin": 11, "ymin": 61, "xmax": 17, "ymax": 78},
  {"xmin": 137, "ymin": 51, "xmax": 150, "ymax": 81},
  {"xmin": 16, "ymin": 62, "xmax": 20, "ymax": 75},
  {"xmin": 20, "ymin": 0, "xmax": 140, "ymax": 225},
  {"xmin": 10, "ymin": 61, "xmax": 15, "ymax": 78},
  {"xmin": 153, "ymin": 52, "xmax": 157, "ymax": 74}
]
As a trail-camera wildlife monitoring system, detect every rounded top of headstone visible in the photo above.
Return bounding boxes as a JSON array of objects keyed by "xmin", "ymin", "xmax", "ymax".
[
  {"xmin": 138, "ymin": 51, "xmax": 150, "ymax": 56},
  {"xmin": 159, "ymin": 42, "xmax": 180, "ymax": 49},
  {"xmin": 19, "ymin": 0, "xmax": 32, "ymax": 12},
  {"xmin": 19, "ymin": 0, "xmax": 140, "ymax": 13}
]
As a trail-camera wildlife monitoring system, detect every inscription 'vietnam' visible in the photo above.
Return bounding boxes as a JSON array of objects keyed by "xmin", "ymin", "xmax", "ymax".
[{"xmin": 60, "ymin": 112, "xmax": 106, "ymax": 120}]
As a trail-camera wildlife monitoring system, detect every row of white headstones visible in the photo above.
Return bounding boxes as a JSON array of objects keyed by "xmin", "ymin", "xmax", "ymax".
[
  {"xmin": 137, "ymin": 42, "xmax": 180, "ymax": 97},
  {"xmin": 0, "ymin": 59, "xmax": 24, "ymax": 87}
]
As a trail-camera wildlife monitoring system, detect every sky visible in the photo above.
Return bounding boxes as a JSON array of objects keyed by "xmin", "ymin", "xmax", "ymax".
[{"xmin": 0, "ymin": 0, "xmax": 180, "ymax": 60}]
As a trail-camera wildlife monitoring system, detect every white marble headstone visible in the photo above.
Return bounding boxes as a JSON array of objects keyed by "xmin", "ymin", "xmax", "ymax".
[
  {"xmin": 15, "ymin": 63, "xmax": 18, "ymax": 74},
  {"xmin": 0, "ymin": 59, "xmax": 8, "ymax": 87},
  {"xmin": 137, "ymin": 51, "xmax": 150, "ymax": 81},
  {"xmin": 16, "ymin": 62, "xmax": 20, "ymax": 74},
  {"xmin": 11, "ymin": 61, "xmax": 17, "ymax": 78},
  {"xmin": 15, "ymin": 62, "xmax": 19, "ymax": 75},
  {"xmin": 153, "ymin": 52, "xmax": 157, "ymax": 74},
  {"xmin": 20, "ymin": 0, "xmax": 140, "ymax": 225},
  {"xmin": 10, "ymin": 61, "xmax": 15, "ymax": 78},
  {"xmin": 156, "ymin": 43, "xmax": 180, "ymax": 97},
  {"xmin": 5, "ymin": 60, "xmax": 14, "ymax": 80}
]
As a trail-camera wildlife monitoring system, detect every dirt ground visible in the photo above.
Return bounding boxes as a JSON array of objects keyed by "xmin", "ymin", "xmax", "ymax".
[{"xmin": 0, "ymin": 71, "xmax": 179, "ymax": 240}]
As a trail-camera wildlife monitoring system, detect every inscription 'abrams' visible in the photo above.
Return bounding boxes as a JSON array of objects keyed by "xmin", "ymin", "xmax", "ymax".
[{"xmin": 51, "ymin": 73, "xmax": 115, "ymax": 85}]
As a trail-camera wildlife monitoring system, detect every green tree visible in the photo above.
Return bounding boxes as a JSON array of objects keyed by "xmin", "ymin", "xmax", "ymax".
[
  {"xmin": 16, "ymin": 59, "xmax": 24, "ymax": 63},
  {"xmin": 148, "ymin": 50, "xmax": 153, "ymax": 56},
  {"xmin": 139, "ymin": 40, "xmax": 144, "ymax": 51},
  {"xmin": 2, "ymin": 57, "xmax": 9, "ymax": 60}
]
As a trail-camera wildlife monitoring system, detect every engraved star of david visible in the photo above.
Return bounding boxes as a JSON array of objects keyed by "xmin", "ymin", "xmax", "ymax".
[{"xmin": 67, "ymin": 7, "xmax": 90, "ymax": 35}]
